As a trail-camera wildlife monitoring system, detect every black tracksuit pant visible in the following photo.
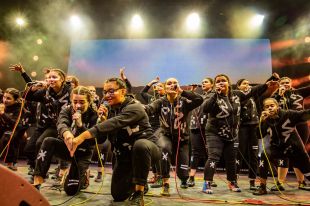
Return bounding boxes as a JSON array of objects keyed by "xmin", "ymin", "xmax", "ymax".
[
  {"xmin": 97, "ymin": 139, "xmax": 112, "ymax": 168},
  {"xmin": 190, "ymin": 128, "xmax": 207, "ymax": 170},
  {"xmin": 111, "ymin": 138, "xmax": 160, "ymax": 201},
  {"xmin": 236, "ymin": 125, "xmax": 258, "ymax": 179},
  {"xmin": 1, "ymin": 128, "xmax": 26, "ymax": 164},
  {"xmin": 204, "ymin": 134, "xmax": 238, "ymax": 182},
  {"xmin": 258, "ymin": 136, "xmax": 310, "ymax": 181},
  {"xmin": 157, "ymin": 133, "xmax": 189, "ymax": 181},
  {"xmin": 33, "ymin": 137, "xmax": 93, "ymax": 196}
]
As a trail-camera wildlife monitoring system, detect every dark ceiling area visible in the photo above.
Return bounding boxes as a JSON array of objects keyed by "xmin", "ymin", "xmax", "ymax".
[{"xmin": 0, "ymin": 0, "xmax": 309, "ymax": 40}]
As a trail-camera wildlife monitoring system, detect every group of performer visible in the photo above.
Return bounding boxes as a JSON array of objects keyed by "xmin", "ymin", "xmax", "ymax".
[{"xmin": 0, "ymin": 64, "xmax": 309, "ymax": 206}]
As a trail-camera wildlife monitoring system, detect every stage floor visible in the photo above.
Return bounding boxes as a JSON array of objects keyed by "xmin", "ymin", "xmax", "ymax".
[{"xmin": 13, "ymin": 162, "xmax": 310, "ymax": 206}]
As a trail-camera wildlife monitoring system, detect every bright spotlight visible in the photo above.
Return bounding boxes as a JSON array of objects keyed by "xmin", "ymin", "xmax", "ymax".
[
  {"xmin": 186, "ymin": 13, "xmax": 200, "ymax": 32},
  {"xmin": 16, "ymin": 17, "xmax": 25, "ymax": 26},
  {"xmin": 305, "ymin": 36, "xmax": 310, "ymax": 43},
  {"xmin": 70, "ymin": 15, "xmax": 82, "ymax": 29},
  {"xmin": 131, "ymin": 14, "xmax": 143, "ymax": 30},
  {"xmin": 37, "ymin": 39, "xmax": 43, "ymax": 45},
  {"xmin": 249, "ymin": 14, "xmax": 264, "ymax": 28},
  {"xmin": 33, "ymin": 55, "xmax": 39, "ymax": 61}
]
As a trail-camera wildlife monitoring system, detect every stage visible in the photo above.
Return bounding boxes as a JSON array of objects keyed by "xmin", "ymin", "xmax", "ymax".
[{"xmin": 9, "ymin": 162, "xmax": 310, "ymax": 206}]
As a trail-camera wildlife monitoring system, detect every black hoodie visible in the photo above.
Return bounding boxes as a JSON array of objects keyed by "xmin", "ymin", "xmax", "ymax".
[
  {"xmin": 203, "ymin": 84, "xmax": 267, "ymax": 141},
  {"xmin": 144, "ymin": 90, "xmax": 203, "ymax": 142},
  {"xmin": 88, "ymin": 96, "xmax": 156, "ymax": 153},
  {"xmin": 260, "ymin": 109, "xmax": 310, "ymax": 147}
]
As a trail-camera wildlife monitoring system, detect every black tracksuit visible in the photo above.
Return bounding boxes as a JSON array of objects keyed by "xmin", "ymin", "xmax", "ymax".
[
  {"xmin": 273, "ymin": 85, "xmax": 310, "ymax": 144},
  {"xmin": 189, "ymin": 92, "xmax": 209, "ymax": 170},
  {"xmin": 236, "ymin": 95, "xmax": 259, "ymax": 179},
  {"xmin": 258, "ymin": 109, "xmax": 310, "ymax": 181},
  {"xmin": 87, "ymin": 96, "xmax": 160, "ymax": 201},
  {"xmin": 0, "ymin": 102, "xmax": 27, "ymax": 164},
  {"xmin": 140, "ymin": 85, "xmax": 164, "ymax": 130},
  {"xmin": 33, "ymin": 105, "xmax": 98, "ymax": 195},
  {"xmin": 24, "ymin": 83, "xmax": 71, "ymax": 169},
  {"xmin": 202, "ymin": 84, "xmax": 267, "ymax": 182},
  {"xmin": 145, "ymin": 91, "xmax": 203, "ymax": 181}
]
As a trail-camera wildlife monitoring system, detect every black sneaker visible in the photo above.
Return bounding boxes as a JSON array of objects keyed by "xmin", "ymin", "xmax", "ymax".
[
  {"xmin": 202, "ymin": 181, "xmax": 213, "ymax": 194},
  {"xmin": 28, "ymin": 167, "xmax": 34, "ymax": 175},
  {"xmin": 180, "ymin": 180, "xmax": 188, "ymax": 189},
  {"xmin": 270, "ymin": 181, "xmax": 285, "ymax": 191},
  {"xmin": 253, "ymin": 184, "xmax": 267, "ymax": 195},
  {"xmin": 187, "ymin": 176, "xmax": 195, "ymax": 187},
  {"xmin": 94, "ymin": 172, "xmax": 102, "ymax": 183},
  {"xmin": 228, "ymin": 181, "xmax": 241, "ymax": 192},
  {"xmin": 249, "ymin": 179, "xmax": 257, "ymax": 190},
  {"xmin": 33, "ymin": 184, "xmax": 41, "ymax": 191},
  {"xmin": 298, "ymin": 181, "xmax": 310, "ymax": 191},
  {"xmin": 128, "ymin": 191, "xmax": 144, "ymax": 206},
  {"xmin": 150, "ymin": 176, "xmax": 162, "ymax": 188},
  {"xmin": 161, "ymin": 183, "xmax": 170, "ymax": 196},
  {"xmin": 211, "ymin": 181, "xmax": 217, "ymax": 187}
]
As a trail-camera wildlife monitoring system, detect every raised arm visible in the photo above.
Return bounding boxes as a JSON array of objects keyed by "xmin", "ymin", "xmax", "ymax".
[{"xmin": 9, "ymin": 64, "xmax": 32, "ymax": 83}]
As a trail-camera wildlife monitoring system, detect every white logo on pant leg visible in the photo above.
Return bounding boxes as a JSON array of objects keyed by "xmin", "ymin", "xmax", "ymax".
[
  {"xmin": 162, "ymin": 152, "xmax": 168, "ymax": 161},
  {"xmin": 100, "ymin": 153, "xmax": 104, "ymax": 160},
  {"xmin": 210, "ymin": 161, "xmax": 215, "ymax": 168},
  {"xmin": 279, "ymin": 159, "xmax": 284, "ymax": 166},
  {"xmin": 259, "ymin": 160, "xmax": 264, "ymax": 167},
  {"xmin": 37, "ymin": 149, "xmax": 47, "ymax": 162},
  {"xmin": 236, "ymin": 160, "xmax": 240, "ymax": 165}
]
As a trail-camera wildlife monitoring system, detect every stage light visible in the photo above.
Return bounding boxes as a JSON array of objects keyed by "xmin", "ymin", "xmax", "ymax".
[
  {"xmin": 70, "ymin": 15, "xmax": 82, "ymax": 29},
  {"xmin": 186, "ymin": 13, "xmax": 201, "ymax": 32},
  {"xmin": 33, "ymin": 55, "xmax": 39, "ymax": 61},
  {"xmin": 249, "ymin": 14, "xmax": 264, "ymax": 28},
  {"xmin": 131, "ymin": 14, "xmax": 143, "ymax": 30},
  {"xmin": 305, "ymin": 36, "xmax": 310, "ymax": 43},
  {"xmin": 15, "ymin": 17, "xmax": 25, "ymax": 26},
  {"xmin": 37, "ymin": 39, "xmax": 43, "ymax": 45},
  {"xmin": 31, "ymin": 71, "xmax": 37, "ymax": 77}
]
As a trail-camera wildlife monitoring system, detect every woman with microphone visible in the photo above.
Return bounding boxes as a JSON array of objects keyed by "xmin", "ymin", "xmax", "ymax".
[
  {"xmin": 32, "ymin": 86, "xmax": 98, "ymax": 195},
  {"xmin": 144, "ymin": 77, "xmax": 203, "ymax": 196},
  {"xmin": 201, "ymin": 74, "xmax": 277, "ymax": 194}
]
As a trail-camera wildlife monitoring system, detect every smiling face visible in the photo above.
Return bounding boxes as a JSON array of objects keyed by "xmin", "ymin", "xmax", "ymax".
[
  {"xmin": 103, "ymin": 81, "xmax": 126, "ymax": 106},
  {"xmin": 279, "ymin": 78, "xmax": 292, "ymax": 91}
]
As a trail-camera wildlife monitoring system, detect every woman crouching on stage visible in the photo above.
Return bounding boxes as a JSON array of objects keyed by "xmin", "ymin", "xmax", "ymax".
[
  {"xmin": 67, "ymin": 78, "xmax": 161, "ymax": 206},
  {"xmin": 32, "ymin": 86, "xmax": 98, "ymax": 195}
]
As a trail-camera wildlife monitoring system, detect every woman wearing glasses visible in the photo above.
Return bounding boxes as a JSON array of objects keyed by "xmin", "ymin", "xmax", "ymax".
[{"xmin": 68, "ymin": 78, "xmax": 160, "ymax": 206}]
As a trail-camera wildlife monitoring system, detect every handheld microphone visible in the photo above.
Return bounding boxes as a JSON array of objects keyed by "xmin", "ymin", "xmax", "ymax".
[
  {"xmin": 27, "ymin": 81, "xmax": 44, "ymax": 86},
  {"xmin": 189, "ymin": 84, "xmax": 202, "ymax": 87},
  {"xmin": 72, "ymin": 109, "xmax": 81, "ymax": 128},
  {"xmin": 97, "ymin": 101, "xmax": 109, "ymax": 123}
]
